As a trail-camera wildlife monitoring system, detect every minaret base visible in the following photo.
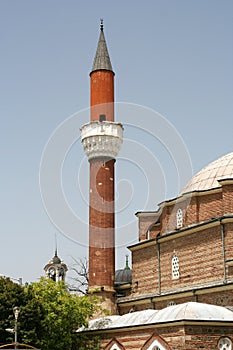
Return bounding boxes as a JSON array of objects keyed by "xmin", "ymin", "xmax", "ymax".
[{"xmin": 88, "ymin": 288, "xmax": 117, "ymax": 317}]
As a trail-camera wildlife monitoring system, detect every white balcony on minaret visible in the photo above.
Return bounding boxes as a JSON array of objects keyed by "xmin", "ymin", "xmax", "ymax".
[{"xmin": 80, "ymin": 121, "xmax": 123, "ymax": 160}]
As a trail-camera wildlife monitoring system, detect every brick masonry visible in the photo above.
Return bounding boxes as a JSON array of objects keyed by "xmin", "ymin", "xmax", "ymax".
[
  {"xmin": 84, "ymin": 324, "xmax": 233, "ymax": 349},
  {"xmin": 90, "ymin": 70, "xmax": 114, "ymax": 122},
  {"xmin": 89, "ymin": 159, "xmax": 115, "ymax": 291},
  {"xmin": 128, "ymin": 183, "xmax": 233, "ymax": 305}
]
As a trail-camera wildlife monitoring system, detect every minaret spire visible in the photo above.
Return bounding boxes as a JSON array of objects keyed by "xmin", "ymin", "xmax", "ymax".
[
  {"xmin": 100, "ymin": 18, "xmax": 104, "ymax": 31},
  {"xmin": 91, "ymin": 19, "xmax": 113, "ymax": 73}
]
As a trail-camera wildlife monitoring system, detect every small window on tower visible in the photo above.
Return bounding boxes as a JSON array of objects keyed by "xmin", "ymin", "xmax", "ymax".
[
  {"xmin": 176, "ymin": 208, "xmax": 183, "ymax": 229},
  {"xmin": 172, "ymin": 254, "xmax": 180, "ymax": 279},
  {"xmin": 99, "ymin": 114, "xmax": 106, "ymax": 122}
]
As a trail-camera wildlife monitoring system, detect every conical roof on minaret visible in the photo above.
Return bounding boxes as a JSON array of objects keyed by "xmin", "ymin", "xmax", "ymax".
[{"xmin": 91, "ymin": 20, "xmax": 114, "ymax": 74}]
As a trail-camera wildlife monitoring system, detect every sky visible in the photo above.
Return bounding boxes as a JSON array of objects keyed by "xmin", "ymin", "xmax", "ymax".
[{"xmin": 1, "ymin": 0, "xmax": 233, "ymax": 284}]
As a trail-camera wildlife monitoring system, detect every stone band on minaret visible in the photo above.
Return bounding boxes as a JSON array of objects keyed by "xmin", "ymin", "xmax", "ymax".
[
  {"xmin": 81, "ymin": 120, "xmax": 123, "ymax": 160},
  {"xmin": 80, "ymin": 21, "xmax": 123, "ymax": 313}
]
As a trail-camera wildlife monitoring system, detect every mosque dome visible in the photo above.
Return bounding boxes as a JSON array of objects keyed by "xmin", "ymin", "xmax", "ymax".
[
  {"xmin": 115, "ymin": 268, "xmax": 132, "ymax": 286},
  {"xmin": 180, "ymin": 152, "xmax": 233, "ymax": 195},
  {"xmin": 115, "ymin": 255, "xmax": 132, "ymax": 286}
]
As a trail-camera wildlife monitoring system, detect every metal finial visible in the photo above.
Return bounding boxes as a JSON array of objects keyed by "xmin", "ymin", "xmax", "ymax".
[
  {"xmin": 55, "ymin": 233, "xmax": 58, "ymax": 256},
  {"xmin": 125, "ymin": 255, "xmax": 130, "ymax": 270},
  {"xmin": 100, "ymin": 19, "xmax": 104, "ymax": 31}
]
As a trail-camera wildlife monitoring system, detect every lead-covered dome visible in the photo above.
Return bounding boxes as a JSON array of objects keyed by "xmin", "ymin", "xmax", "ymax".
[
  {"xmin": 115, "ymin": 268, "xmax": 132, "ymax": 286},
  {"xmin": 180, "ymin": 152, "xmax": 233, "ymax": 195},
  {"xmin": 114, "ymin": 255, "xmax": 132, "ymax": 287}
]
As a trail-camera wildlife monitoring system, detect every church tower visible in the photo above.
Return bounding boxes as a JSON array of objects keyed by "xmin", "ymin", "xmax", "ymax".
[
  {"xmin": 81, "ymin": 21, "xmax": 123, "ymax": 312},
  {"xmin": 44, "ymin": 249, "xmax": 68, "ymax": 282}
]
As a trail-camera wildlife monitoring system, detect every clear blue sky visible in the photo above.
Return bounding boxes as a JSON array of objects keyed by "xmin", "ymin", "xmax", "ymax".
[{"xmin": 1, "ymin": 0, "xmax": 233, "ymax": 283}]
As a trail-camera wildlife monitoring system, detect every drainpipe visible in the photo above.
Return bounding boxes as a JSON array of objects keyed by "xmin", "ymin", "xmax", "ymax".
[
  {"xmin": 156, "ymin": 237, "xmax": 161, "ymax": 295},
  {"xmin": 147, "ymin": 228, "xmax": 150, "ymax": 240},
  {"xmin": 192, "ymin": 289, "xmax": 198, "ymax": 302},
  {"xmin": 220, "ymin": 219, "xmax": 227, "ymax": 284}
]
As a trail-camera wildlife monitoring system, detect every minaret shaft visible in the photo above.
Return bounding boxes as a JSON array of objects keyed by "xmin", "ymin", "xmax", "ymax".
[
  {"xmin": 89, "ymin": 159, "xmax": 115, "ymax": 289},
  {"xmin": 90, "ymin": 71, "xmax": 114, "ymax": 121}
]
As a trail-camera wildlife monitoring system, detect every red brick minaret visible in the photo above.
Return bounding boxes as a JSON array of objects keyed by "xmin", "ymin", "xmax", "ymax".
[{"xmin": 81, "ymin": 21, "xmax": 123, "ymax": 313}]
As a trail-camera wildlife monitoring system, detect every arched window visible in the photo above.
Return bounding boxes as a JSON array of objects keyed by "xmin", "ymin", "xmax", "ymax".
[
  {"xmin": 107, "ymin": 340, "xmax": 125, "ymax": 350},
  {"xmin": 142, "ymin": 335, "xmax": 171, "ymax": 350},
  {"xmin": 176, "ymin": 208, "xmax": 183, "ymax": 229},
  {"xmin": 172, "ymin": 254, "xmax": 179, "ymax": 279},
  {"xmin": 167, "ymin": 300, "xmax": 176, "ymax": 307},
  {"xmin": 145, "ymin": 339, "xmax": 167, "ymax": 350},
  {"xmin": 218, "ymin": 337, "xmax": 232, "ymax": 350},
  {"xmin": 110, "ymin": 346, "xmax": 121, "ymax": 350}
]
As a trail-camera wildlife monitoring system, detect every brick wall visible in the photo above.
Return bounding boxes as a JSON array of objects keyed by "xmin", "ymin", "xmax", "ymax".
[
  {"xmin": 131, "ymin": 227, "xmax": 225, "ymax": 297},
  {"xmin": 160, "ymin": 228, "xmax": 224, "ymax": 292},
  {"xmin": 98, "ymin": 326, "xmax": 185, "ymax": 349},
  {"xmin": 222, "ymin": 183, "xmax": 233, "ymax": 214},
  {"xmin": 138, "ymin": 214, "xmax": 159, "ymax": 241},
  {"xmin": 198, "ymin": 192, "xmax": 223, "ymax": 222},
  {"xmin": 184, "ymin": 325, "xmax": 233, "ymax": 349},
  {"xmin": 132, "ymin": 245, "xmax": 158, "ymax": 295},
  {"xmin": 198, "ymin": 290, "xmax": 233, "ymax": 305},
  {"xmin": 137, "ymin": 185, "xmax": 233, "ymax": 238},
  {"xmin": 93, "ymin": 324, "xmax": 233, "ymax": 349}
]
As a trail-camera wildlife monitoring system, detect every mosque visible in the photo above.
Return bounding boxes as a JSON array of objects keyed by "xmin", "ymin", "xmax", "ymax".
[{"xmin": 47, "ymin": 22, "xmax": 233, "ymax": 349}]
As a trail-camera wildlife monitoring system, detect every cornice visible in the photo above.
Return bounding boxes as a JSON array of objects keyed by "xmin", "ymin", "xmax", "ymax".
[
  {"xmin": 117, "ymin": 282, "xmax": 233, "ymax": 307},
  {"xmin": 129, "ymin": 216, "xmax": 233, "ymax": 251}
]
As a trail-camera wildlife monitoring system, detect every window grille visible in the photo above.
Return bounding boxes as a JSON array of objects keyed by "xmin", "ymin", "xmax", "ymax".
[
  {"xmin": 176, "ymin": 208, "xmax": 183, "ymax": 229},
  {"xmin": 172, "ymin": 254, "xmax": 180, "ymax": 279},
  {"xmin": 146, "ymin": 339, "xmax": 167, "ymax": 350},
  {"xmin": 218, "ymin": 337, "xmax": 232, "ymax": 350}
]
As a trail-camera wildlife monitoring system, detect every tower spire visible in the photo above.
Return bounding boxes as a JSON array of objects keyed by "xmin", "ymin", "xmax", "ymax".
[
  {"xmin": 55, "ymin": 233, "xmax": 58, "ymax": 257},
  {"xmin": 100, "ymin": 18, "xmax": 104, "ymax": 31},
  {"xmin": 44, "ymin": 237, "xmax": 68, "ymax": 283},
  {"xmin": 91, "ymin": 20, "xmax": 113, "ymax": 73}
]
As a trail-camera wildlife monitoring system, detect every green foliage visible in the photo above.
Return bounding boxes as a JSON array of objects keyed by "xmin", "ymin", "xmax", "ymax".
[
  {"xmin": 77, "ymin": 334, "xmax": 101, "ymax": 350},
  {"xmin": 0, "ymin": 277, "xmax": 99, "ymax": 350},
  {"xmin": 23, "ymin": 278, "xmax": 98, "ymax": 350},
  {"xmin": 0, "ymin": 277, "xmax": 24, "ymax": 346}
]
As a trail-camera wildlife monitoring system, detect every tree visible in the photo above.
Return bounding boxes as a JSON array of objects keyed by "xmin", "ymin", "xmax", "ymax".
[
  {"xmin": 0, "ymin": 277, "xmax": 99, "ymax": 350},
  {"xmin": 69, "ymin": 257, "xmax": 89, "ymax": 295},
  {"xmin": 19, "ymin": 283, "xmax": 46, "ymax": 347},
  {"xmin": 0, "ymin": 277, "xmax": 24, "ymax": 346},
  {"xmin": 22, "ymin": 278, "xmax": 98, "ymax": 350}
]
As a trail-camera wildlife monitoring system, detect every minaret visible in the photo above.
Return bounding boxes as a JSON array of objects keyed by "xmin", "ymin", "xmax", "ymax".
[{"xmin": 81, "ymin": 20, "xmax": 123, "ymax": 313}]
